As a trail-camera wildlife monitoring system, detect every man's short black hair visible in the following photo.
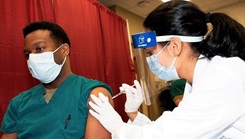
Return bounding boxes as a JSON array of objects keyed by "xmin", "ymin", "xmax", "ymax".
[{"xmin": 23, "ymin": 21, "xmax": 71, "ymax": 47}]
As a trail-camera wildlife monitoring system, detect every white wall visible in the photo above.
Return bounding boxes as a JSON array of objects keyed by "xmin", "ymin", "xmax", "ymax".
[{"xmin": 211, "ymin": 1, "xmax": 245, "ymax": 26}]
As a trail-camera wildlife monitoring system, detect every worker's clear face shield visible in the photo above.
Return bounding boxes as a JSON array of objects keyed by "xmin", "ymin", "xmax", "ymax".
[
  {"xmin": 131, "ymin": 31, "xmax": 203, "ymax": 105},
  {"xmin": 132, "ymin": 31, "xmax": 168, "ymax": 106}
]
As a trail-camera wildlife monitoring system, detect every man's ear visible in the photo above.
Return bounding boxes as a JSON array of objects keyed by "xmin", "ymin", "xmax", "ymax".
[
  {"xmin": 169, "ymin": 38, "xmax": 182, "ymax": 56},
  {"xmin": 62, "ymin": 43, "xmax": 70, "ymax": 56}
]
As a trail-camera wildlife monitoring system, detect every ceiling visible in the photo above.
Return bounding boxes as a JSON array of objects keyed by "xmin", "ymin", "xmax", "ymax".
[{"xmin": 97, "ymin": 0, "xmax": 244, "ymax": 18}]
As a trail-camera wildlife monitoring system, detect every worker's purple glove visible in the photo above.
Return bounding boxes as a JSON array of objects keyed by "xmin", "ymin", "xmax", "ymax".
[
  {"xmin": 89, "ymin": 93, "xmax": 124, "ymax": 133},
  {"xmin": 120, "ymin": 80, "xmax": 144, "ymax": 112}
]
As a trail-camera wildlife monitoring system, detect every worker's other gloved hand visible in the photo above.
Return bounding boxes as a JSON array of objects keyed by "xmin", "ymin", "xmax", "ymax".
[
  {"xmin": 89, "ymin": 93, "xmax": 124, "ymax": 133},
  {"xmin": 120, "ymin": 80, "xmax": 143, "ymax": 112}
]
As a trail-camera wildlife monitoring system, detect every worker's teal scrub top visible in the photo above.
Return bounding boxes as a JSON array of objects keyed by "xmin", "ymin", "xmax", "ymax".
[{"xmin": 1, "ymin": 74, "xmax": 113, "ymax": 139}]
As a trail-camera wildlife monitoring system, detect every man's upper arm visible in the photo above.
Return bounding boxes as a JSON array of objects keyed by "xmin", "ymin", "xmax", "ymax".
[
  {"xmin": 89, "ymin": 87, "xmax": 114, "ymax": 106},
  {"xmin": 84, "ymin": 87, "xmax": 113, "ymax": 139},
  {"xmin": 1, "ymin": 133, "xmax": 17, "ymax": 139}
]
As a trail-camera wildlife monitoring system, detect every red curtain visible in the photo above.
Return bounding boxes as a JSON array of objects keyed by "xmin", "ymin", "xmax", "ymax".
[
  {"xmin": 0, "ymin": 0, "xmax": 135, "ymax": 133},
  {"xmin": 95, "ymin": 2, "xmax": 136, "ymax": 120},
  {"xmin": 52, "ymin": 0, "xmax": 135, "ymax": 121},
  {"xmin": 0, "ymin": 0, "xmax": 54, "ymax": 130}
]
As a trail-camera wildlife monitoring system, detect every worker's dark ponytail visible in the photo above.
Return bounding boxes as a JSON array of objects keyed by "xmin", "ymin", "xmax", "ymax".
[
  {"xmin": 144, "ymin": 0, "xmax": 245, "ymax": 61},
  {"xmin": 201, "ymin": 13, "xmax": 245, "ymax": 60}
]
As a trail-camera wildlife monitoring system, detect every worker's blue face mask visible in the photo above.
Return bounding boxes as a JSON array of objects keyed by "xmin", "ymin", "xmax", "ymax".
[
  {"xmin": 146, "ymin": 43, "xmax": 180, "ymax": 81},
  {"xmin": 27, "ymin": 45, "xmax": 66, "ymax": 83}
]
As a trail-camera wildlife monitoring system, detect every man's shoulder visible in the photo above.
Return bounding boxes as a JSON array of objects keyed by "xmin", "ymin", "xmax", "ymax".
[
  {"xmin": 73, "ymin": 74, "xmax": 105, "ymax": 85},
  {"xmin": 72, "ymin": 74, "xmax": 112, "ymax": 95},
  {"xmin": 13, "ymin": 84, "xmax": 43, "ymax": 101}
]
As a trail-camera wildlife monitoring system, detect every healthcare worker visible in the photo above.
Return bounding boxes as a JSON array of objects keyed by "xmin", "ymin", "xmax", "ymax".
[{"xmin": 88, "ymin": 0, "xmax": 245, "ymax": 138}]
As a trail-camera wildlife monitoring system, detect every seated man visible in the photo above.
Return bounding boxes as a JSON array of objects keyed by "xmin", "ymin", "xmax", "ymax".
[{"xmin": 0, "ymin": 21, "xmax": 113, "ymax": 139}]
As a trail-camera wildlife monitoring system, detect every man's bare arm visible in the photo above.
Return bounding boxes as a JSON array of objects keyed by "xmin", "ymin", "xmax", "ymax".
[
  {"xmin": 1, "ymin": 133, "xmax": 17, "ymax": 139},
  {"xmin": 85, "ymin": 87, "xmax": 114, "ymax": 139}
]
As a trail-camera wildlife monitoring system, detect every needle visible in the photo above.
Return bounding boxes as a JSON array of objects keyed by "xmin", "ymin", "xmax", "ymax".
[
  {"xmin": 112, "ymin": 85, "xmax": 135, "ymax": 99},
  {"xmin": 112, "ymin": 91, "xmax": 124, "ymax": 99}
]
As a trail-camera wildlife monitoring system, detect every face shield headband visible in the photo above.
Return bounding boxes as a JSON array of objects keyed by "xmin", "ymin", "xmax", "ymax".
[{"xmin": 132, "ymin": 31, "xmax": 203, "ymax": 48}]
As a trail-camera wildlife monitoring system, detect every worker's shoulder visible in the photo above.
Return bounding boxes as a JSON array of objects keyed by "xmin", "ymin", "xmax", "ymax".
[
  {"xmin": 213, "ymin": 56, "xmax": 245, "ymax": 70},
  {"xmin": 210, "ymin": 56, "xmax": 245, "ymax": 78}
]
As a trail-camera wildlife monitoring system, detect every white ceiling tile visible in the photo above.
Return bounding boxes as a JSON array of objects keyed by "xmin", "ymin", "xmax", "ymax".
[{"xmin": 97, "ymin": 0, "xmax": 242, "ymax": 18}]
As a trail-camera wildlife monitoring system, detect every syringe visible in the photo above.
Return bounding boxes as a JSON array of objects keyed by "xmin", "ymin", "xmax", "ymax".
[{"xmin": 112, "ymin": 85, "xmax": 135, "ymax": 99}]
